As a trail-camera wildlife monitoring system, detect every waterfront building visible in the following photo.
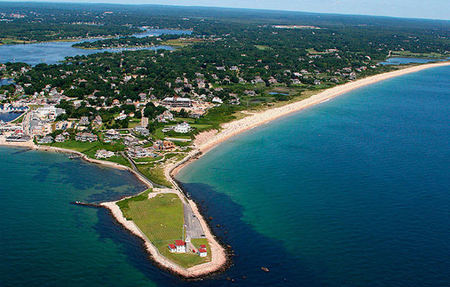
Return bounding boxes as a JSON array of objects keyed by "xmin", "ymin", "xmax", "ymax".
[
  {"xmin": 168, "ymin": 244, "xmax": 177, "ymax": 253},
  {"xmin": 37, "ymin": 136, "xmax": 54, "ymax": 144},
  {"xmin": 198, "ymin": 247, "xmax": 207, "ymax": 257},
  {"xmin": 95, "ymin": 149, "xmax": 115, "ymax": 159},
  {"xmin": 175, "ymin": 240, "xmax": 186, "ymax": 253},
  {"xmin": 75, "ymin": 132, "xmax": 97, "ymax": 142},
  {"xmin": 126, "ymin": 147, "xmax": 156, "ymax": 158},
  {"xmin": 55, "ymin": 134, "xmax": 66, "ymax": 143}
]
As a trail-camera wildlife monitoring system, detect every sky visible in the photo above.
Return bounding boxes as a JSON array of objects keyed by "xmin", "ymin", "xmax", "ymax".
[{"xmin": 1, "ymin": 0, "xmax": 449, "ymax": 20}]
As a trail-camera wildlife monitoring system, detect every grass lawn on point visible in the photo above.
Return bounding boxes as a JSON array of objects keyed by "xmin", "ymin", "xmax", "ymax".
[{"xmin": 118, "ymin": 192, "xmax": 211, "ymax": 268}]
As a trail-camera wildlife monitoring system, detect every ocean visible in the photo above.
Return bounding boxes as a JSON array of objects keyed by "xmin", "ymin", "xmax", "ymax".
[{"xmin": 0, "ymin": 66, "xmax": 449, "ymax": 286}]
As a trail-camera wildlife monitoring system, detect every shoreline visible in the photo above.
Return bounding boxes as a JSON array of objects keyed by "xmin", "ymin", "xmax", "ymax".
[
  {"xmin": 171, "ymin": 61, "xmax": 450, "ymax": 180},
  {"xmin": 0, "ymin": 139, "xmax": 229, "ymax": 279},
  {"xmin": 0, "ymin": 61, "xmax": 448, "ymax": 279}
]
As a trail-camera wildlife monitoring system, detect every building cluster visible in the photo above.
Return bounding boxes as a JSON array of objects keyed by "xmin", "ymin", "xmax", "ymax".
[{"xmin": 167, "ymin": 240, "xmax": 208, "ymax": 257}]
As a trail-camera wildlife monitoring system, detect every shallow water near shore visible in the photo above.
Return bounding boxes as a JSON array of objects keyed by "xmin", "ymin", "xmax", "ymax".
[
  {"xmin": 178, "ymin": 66, "xmax": 450, "ymax": 286},
  {"xmin": 0, "ymin": 66, "xmax": 449, "ymax": 287}
]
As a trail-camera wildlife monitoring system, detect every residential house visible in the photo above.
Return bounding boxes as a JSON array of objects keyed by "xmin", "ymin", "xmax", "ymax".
[
  {"xmin": 156, "ymin": 110, "xmax": 174, "ymax": 123},
  {"xmin": 104, "ymin": 129, "xmax": 121, "ymax": 141},
  {"xmin": 174, "ymin": 122, "xmax": 191, "ymax": 134},
  {"xmin": 55, "ymin": 134, "xmax": 67, "ymax": 143},
  {"xmin": 212, "ymin": 97, "xmax": 223, "ymax": 104},
  {"xmin": 75, "ymin": 132, "xmax": 97, "ymax": 142},
  {"xmin": 153, "ymin": 140, "xmax": 176, "ymax": 151},
  {"xmin": 37, "ymin": 136, "xmax": 54, "ymax": 144},
  {"xmin": 134, "ymin": 126, "xmax": 150, "ymax": 137},
  {"xmin": 79, "ymin": 116, "xmax": 90, "ymax": 126},
  {"xmin": 127, "ymin": 147, "xmax": 156, "ymax": 158},
  {"xmin": 95, "ymin": 149, "xmax": 115, "ymax": 159}
]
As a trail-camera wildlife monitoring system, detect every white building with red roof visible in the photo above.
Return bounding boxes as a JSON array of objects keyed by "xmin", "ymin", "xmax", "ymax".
[
  {"xmin": 198, "ymin": 245, "xmax": 207, "ymax": 257},
  {"xmin": 174, "ymin": 240, "xmax": 186, "ymax": 253},
  {"xmin": 168, "ymin": 244, "xmax": 176, "ymax": 253}
]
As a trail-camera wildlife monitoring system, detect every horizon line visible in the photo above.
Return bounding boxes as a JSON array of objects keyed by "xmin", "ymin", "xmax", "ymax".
[{"xmin": 0, "ymin": 0, "xmax": 449, "ymax": 21}]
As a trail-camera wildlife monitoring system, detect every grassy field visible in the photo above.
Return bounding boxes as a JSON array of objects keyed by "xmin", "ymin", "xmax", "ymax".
[
  {"xmin": 391, "ymin": 50, "xmax": 448, "ymax": 59},
  {"xmin": 46, "ymin": 140, "xmax": 131, "ymax": 167},
  {"xmin": 161, "ymin": 38, "xmax": 204, "ymax": 47},
  {"xmin": 11, "ymin": 113, "xmax": 25, "ymax": 124},
  {"xmin": 118, "ymin": 192, "xmax": 210, "ymax": 268},
  {"xmin": 137, "ymin": 164, "xmax": 172, "ymax": 187}
]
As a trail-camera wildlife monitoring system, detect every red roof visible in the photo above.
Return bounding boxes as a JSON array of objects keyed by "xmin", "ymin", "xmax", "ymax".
[
  {"xmin": 199, "ymin": 248, "xmax": 207, "ymax": 253},
  {"xmin": 200, "ymin": 245, "xmax": 206, "ymax": 248},
  {"xmin": 168, "ymin": 244, "xmax": 176, "ymax": 249},
  {"xmin": 175, "ymin": 240, "xmax": 186, "ymax": 246}
]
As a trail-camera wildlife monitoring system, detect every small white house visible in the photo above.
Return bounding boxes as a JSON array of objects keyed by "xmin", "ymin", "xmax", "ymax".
[
  {"xmin": 212, "ymin": 97, "xmax": 223, "ymax": 104},
  {"xmin": 168, "ymin": 244, "xmax": 176, "ymax": 253},
  {"xmin": 198, "ymin": 245, "xmax": 207, "ymax": 257}
]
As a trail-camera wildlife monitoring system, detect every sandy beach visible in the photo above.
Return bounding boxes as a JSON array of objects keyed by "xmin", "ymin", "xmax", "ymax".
[{"xmin": 192, "ymin": 62, "xmax": 450, "ymax": 157}]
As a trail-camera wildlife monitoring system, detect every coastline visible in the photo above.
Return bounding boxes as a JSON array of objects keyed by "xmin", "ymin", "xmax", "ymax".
[
  {"xmin": 171, "ymin": 61, "xmax": 450, "ymax": 180},
  {"xmin": 0, "ymin": 138, "xmax": 229, "ymax": 279},
  {"xmin": 1, "ymin": 61, "xmax": 448, "ymax": 279}
]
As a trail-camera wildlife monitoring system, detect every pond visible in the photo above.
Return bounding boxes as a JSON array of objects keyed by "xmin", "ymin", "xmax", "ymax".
[{"xmin": 0, "ymin": 28, "xmax": 191, "ymax": 66}]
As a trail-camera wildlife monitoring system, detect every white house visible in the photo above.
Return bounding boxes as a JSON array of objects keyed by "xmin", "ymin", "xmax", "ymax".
[
  {"xmin": 174, "ymin": 122, "xmax": 191, "ymax": 134},
  {"xmin": 175, "ymin": 240, "xmax": 186, "ymax": 253},
  {"xmin": 198, "ymin": 247, "xmax": 207, "ymax": 257},
  {"xmin": 168, "ymin": 244, "xmax": 177, "ymax": 253},
  {"xmin": 212, "ymin": 97, "xmax": 223, "ymax": 104}
]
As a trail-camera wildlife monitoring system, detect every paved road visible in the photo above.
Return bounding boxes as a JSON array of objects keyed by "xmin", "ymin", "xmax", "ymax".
[
  {"xmin": 120, "ymin": 151, "xmax": 166, "ymax": 188},
  {"xmin": 184, "ymin": 202, "xmax": 205, "ymax": 239}
]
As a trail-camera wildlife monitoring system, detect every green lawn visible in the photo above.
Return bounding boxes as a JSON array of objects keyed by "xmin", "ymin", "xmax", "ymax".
[
  {"xmin": 391, "ymin": 50, "xmax": 447, "ymax": 59},
  {"xmin": 137, "ymin": 164, "xmax": 172, "ymax": 187},
  {"xmin": 46, "ymin": 140, "xmax": 130, "ymax": 168},
  {"xmin": 134, "ymin": 156, "xmax": 163, "ymax": 163},
  {"xmin": 118, "ymin": 192, "xmax": 210, "ymax": 268}
]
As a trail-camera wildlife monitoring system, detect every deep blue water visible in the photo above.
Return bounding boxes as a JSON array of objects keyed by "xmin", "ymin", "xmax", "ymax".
[
  {"xmin": 0, "ymin": 66, "xmax": 449, "ymax": 287},
  {"xmin": 0, "ymin": 28, "xmax": 189, "ymax": 65},
  {"xmin": 0, "ymin": 112, "xmax": 22, "ymax": 122}
]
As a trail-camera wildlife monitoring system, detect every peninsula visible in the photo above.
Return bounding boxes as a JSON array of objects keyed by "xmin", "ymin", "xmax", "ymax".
[{"xmin": 0, "ymin": 2, "xmax": 449, "ymax": 279}]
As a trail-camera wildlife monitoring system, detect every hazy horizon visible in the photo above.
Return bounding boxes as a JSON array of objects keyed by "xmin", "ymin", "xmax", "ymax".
[{"xmin": 0, "ymin": 0, "xmax": 449, "ymax": 21}]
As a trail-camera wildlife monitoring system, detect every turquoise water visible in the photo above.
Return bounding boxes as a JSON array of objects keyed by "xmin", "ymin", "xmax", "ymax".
[
  {"xmin": 178, "ymin": 66, "xmax": 450, "ymax": 286},
  {"xmin": 1, "ymin": 66, "xmax": 449, "ymax": 286},
  {"xmin": 381, "ymin": 57, "xmax": 448, "ymax": 65}
]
